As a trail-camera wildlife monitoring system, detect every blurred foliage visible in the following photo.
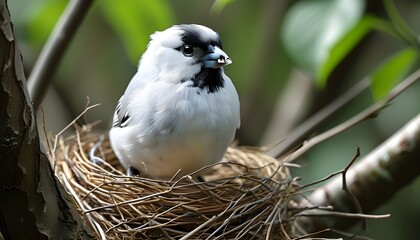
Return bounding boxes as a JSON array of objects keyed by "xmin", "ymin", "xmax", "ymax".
[
  {"xmin": 100, "ymin": 0, "xmax": 175, "ymax": 63},
  {"xmin": 281, "ymin": 0, "xmax": 420, "ymax": 95},
  {"xmin": 7, "ymin": 0, "xmax": 420, "ymax": 239},
  {"xmin": 383, "ymin": 0, "xmax": 419, "ymax": 48},
  {"xmin": 282, "ymin": 0, "xmax": 365, "ymax": 86},
  {"xmin": 371, "ymin": 47, "xmax": 419, "ymax": 100},
  {"xmin": 316, "ymin": 15, "xmax": 373, "ymax": 86},
  {"xmin": 211, "ymin": 0, "xmax": 235, "ymax": 13},
  {"xmin": 27, "ymin": 0, "xmax": 66, "ymax": 47}
]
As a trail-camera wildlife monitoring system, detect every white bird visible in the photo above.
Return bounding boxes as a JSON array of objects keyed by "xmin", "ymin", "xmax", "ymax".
[{"xmin": 109, "ymin": 24, "xmax": 240, "ymax": 179}]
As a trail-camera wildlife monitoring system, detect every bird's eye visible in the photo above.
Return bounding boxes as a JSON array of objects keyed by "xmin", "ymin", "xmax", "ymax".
[{"xmin": 181, "ymin": 45, "xmax": 194, "ymax": 57}]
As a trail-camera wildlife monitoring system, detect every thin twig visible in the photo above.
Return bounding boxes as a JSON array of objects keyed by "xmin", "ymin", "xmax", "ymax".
[
  {"xmin": 283, "ymin": 68, "xmax": 420, "ymax": 163},
  {"xmin": 179, "ymin": 216, "xmax": 218, "ymax": 240},
  {"xmin": 341, "ymin": 148, "xmax": 367, "ymax": 229},
  {"xmin": 268, "ymin": 77, "xmax": 370, "ymax": 158},
  {"xmin": 291, "ymin": 228, "xmax": 331, "ymax": 240},
  {"xmin": 301, "ymin": 166, "xmax": 348, "ymax": 190},
  {"xmin": 295, "ymin": 211, "xmax": 390, "ymax": 219},
  {"xmin": 52, "ymin": 102, "xmax": 100, "ymax": 157},
  {"xmin": 28, "ymin": 0, "xmax": 94, "ymax": 110},
  {"xmin": 300, "ymin": 147, "xmax": 366, "ymax": 227}
]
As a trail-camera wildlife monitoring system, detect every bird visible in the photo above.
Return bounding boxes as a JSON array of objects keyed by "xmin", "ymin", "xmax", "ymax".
[{"xmin": 109, "ymin": 24, "xmax": 240, "ymax": 179}]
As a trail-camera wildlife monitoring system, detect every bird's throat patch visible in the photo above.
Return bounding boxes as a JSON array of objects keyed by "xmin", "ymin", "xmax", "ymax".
[{"xmin": 192, "ymin": 68, "xmax": 224, "ymax": 93}]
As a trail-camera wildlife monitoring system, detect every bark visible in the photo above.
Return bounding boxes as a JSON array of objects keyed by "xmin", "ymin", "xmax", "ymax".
[
  {"xmin": 298, "ymin": 114, "xmax": 420, "ymax": 233},
  {"xmin": 0, "ymin": 1, "xmax": 93, "ymax": 239}
]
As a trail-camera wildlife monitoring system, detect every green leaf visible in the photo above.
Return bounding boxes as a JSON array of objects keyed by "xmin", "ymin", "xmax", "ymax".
[
  {"xmin": 281, "ymin": 0, "xmax": 365, "ymax": 86},
  {"xmin": 211, "ymin": 0, "xmax": 235, "ymax": 13},
  {"xmin": 317, "ymin": 15, "xmax": 374, "ymax": 85},
  {"xmin": 370, "ymin": 48, "xmax": 419, "ymax": 100},
  {"xmin": 100, "ymin": 1, "xmax": 175, "ymax": 64}
]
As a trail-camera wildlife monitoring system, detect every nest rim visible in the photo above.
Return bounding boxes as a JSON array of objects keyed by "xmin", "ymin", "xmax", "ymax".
[{"xmin": 52, "ymin": 125, "xmax": 302, "ymax": 239}]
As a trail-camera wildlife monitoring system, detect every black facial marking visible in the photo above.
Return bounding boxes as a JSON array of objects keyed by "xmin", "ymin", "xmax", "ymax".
[
  {"xmin": 192, "ymin": 68, "xmax": 224, "ymax": 93},
  {"xmin": 174, "ymin": 25, "xmax": 226, "ymax": 93},
  {"xmin": 177, "ymin": 25, "xmax": 223, "ymax": 50}
]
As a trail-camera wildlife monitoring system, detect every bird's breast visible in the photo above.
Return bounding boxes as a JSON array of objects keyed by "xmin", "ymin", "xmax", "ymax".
[{"xmin": 113, "ymin": 78, "xmax": 239, "ymax": 179}]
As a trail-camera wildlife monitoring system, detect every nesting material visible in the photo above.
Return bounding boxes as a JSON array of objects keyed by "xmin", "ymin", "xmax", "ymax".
[{"xmin": 53, "ymin": 125, "xmax": 302, "ymax": 239}]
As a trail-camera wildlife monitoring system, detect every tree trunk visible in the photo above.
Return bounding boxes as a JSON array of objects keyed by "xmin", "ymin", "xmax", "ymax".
[{"xmin": 0, "ymin": 1, "xmax": 93, "ymax": 239}]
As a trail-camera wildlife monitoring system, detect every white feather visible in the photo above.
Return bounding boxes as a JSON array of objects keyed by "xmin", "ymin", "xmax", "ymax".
[{"xmin": 109, "ymin": 24, "xmax": 240, "ymax": 179}]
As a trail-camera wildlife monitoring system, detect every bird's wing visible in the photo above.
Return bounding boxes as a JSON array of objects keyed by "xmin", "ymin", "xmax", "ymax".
[{"xmin": 112, "ymin": 96, "xmax": 132, "ymax": 128}]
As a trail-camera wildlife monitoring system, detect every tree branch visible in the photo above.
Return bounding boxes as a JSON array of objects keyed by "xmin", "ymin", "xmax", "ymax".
[
  {"xmin": 298, "ymin": 113, "xmax": 420, "ymax": 233},
  {"xmin": 280, "ymin": 68, "xmax": 420, "ymax": 163},
  {"xmin": 267, "ymin": 76, "xmax": 370, "ymax": 158}
]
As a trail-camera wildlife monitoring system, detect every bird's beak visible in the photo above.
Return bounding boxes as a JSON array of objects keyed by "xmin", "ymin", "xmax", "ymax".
[{"xmin": 203, "ymin": 46, "xmax": 232, "ymax": 69}]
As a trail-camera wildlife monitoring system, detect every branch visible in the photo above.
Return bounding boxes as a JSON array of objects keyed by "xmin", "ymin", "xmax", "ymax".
[
  {"xmin": 267, "ymin": 77, "xmax": 370, "ymax": 158},
  {"xmin": 28, "ymin": 0, "xmax": 94, "ymax": 111},
  {"xmin": 298, "ymin": 113, "xmax": 420, "ymax": 232},
  {"xmin": 281, "ymin": 68, "xmax": 420, "ymax": 163}
]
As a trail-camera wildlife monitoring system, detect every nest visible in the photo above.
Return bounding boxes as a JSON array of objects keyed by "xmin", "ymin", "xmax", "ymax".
[{"xmin": 53, "ymin": 125, "xmax": 305, "ymax": 239}]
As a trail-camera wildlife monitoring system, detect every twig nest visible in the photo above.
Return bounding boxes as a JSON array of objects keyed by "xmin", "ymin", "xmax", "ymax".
[{"xmin": 53, "ymin": 125, "xmax": 301, "ymax": 239}]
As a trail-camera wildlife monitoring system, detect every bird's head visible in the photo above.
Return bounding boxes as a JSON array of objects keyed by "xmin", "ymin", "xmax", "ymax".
[{"xmin": 137, "ymin": 24, "xmax": 231, "ymax": 90}]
